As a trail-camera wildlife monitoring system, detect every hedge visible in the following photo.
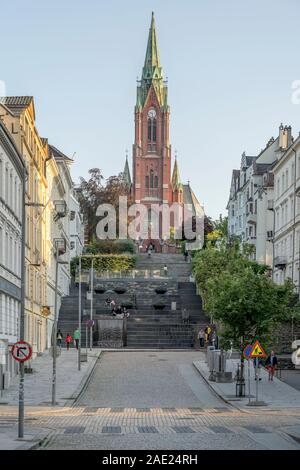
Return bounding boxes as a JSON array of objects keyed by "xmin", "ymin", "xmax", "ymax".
[{"xmin": 71, "ymin": 254, "xmax": 136, "ymax": 277}]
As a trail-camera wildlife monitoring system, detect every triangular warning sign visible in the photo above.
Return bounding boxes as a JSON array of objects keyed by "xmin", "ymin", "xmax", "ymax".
[{"xmin": 250, "ymin": 340, "xmax": 267, "ymax": 358}]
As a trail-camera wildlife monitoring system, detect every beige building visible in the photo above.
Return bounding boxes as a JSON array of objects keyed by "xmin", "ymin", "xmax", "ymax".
[
  {"xmin": 0, "ymin": 97, "xmax": 49, "ymax": 357},
  {"xmin": 0, "ymin": 97, "xmax": 84, "ymax": 359}
]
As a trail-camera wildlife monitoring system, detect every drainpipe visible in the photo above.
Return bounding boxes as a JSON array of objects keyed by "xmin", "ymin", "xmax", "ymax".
[{"xmin": 292, "ymin": 148, "xmax": 297, "ymax": 287}]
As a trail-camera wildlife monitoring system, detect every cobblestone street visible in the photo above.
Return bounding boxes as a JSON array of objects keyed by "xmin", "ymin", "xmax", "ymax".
[
  {"xmin": 15, "ymin": 352, "xmax": 300, "ymax": 450},
  {"xmin": 1, "ymin": 351, "xmax": 300, "ymax": 450}
]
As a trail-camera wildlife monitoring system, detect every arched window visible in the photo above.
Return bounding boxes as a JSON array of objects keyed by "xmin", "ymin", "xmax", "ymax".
[
  {"xmin": 150, "ymin": 170, "xmax": 154, "ymax": 188},
  {"xmin": 147, "ymin": 117, "xmax": 157, "ymax": 143}
]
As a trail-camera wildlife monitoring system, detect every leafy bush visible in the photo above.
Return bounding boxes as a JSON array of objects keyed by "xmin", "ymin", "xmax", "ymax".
[
  {"xmin": 85, "ymin": 239, "xmax": 136, "ymax": 254},
  {"xmin": 71, "ymin": 254, "xmax": 136, "ymax": 276}
]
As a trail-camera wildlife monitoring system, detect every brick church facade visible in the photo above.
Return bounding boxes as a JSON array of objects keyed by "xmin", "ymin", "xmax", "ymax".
[{"xmin": 122, "ymin": 13, "xmax": 203, "ymax": 252}]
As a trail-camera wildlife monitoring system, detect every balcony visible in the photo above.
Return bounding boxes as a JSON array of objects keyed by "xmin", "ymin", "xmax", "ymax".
[
  {"xmin": 274, "ymin": 256, "xmax": 287, "ymax": 269},
  {"xmin": 246, "ymin": 212, "xmax": 257, "ymax": 224}
]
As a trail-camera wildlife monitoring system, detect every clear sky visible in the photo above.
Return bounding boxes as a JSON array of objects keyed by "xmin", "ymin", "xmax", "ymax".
[{"xmin": 1, "ymin": 0, "xmax": 300, "ymax": 219}]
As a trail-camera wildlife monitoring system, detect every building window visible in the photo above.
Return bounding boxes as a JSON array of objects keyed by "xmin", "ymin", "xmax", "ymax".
[
  {"xmin": 150, "ymin": 170, "xmax": 154, "ymax": 188},
  {"xmin": 147, "ymin": 117, "xmax": 157, "ymax": 143}
]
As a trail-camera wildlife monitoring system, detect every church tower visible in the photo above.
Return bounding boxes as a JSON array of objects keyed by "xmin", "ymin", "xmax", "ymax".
[
  {"xmin": 125, "ymin": 13, "xmax": 203, "ymax": 251},
  {"xmin": 132, "ymin": 12, "xmax": 172, "ymax": 208}
]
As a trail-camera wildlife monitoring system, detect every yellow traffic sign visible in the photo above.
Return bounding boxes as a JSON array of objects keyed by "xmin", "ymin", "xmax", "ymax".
[{"xmin": 250, "ymin": 340, "xmax": 267, "ymax": 358}]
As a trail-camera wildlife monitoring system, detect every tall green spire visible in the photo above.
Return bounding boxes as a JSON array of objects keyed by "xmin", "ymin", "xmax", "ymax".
[
  {"xmin": 122, "ymin": 153, "xmax": 132, "ymax": 191},
  {"xmin": 142, "ymin": 12, "xmax": 162, "ymax": 81},
  {"xmin": 136, "ymin": 12, "xmax": 168, "ymax": 110}
]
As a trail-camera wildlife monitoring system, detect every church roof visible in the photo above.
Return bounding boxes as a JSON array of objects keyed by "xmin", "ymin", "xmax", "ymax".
[
  {"xmin": 183, "ymin": 183, "xmax": 203, "ymax": 218},
  {"xmin": 122, "ymin": 155, "xmax": 132, "ymax": 190},
  {"xmin": 171, "ymin": 157, "xmax": 182, "ymax": 190}
]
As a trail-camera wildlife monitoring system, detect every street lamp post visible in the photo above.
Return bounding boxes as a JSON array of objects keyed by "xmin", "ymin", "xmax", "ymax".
[
  {"xmin": 90, "ymin": 258, "xmax": 94, "ymax": 350},
  {"xmin": 51, "ymin": 238, "xmax": 67, "ymax": 406},
  {"xmin": 78, "ymin": 256, "xmax": 81, "ymax": 371},
  {"xmin": 18, "ymin": 168, "xmax": 45, "ymax": 438},
  {"xmin": 51, "ymin": 243, "xmax": 59, "ymax": 406}
]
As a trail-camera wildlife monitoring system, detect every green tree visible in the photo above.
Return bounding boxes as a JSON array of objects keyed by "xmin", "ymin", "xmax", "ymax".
[
  {"xmin": 206, "ymin": 269, "xmax": 293, "ymax": 351},
  {"xmin": 192, "ymin": 244, "xmax": 267, "ymax": 307},
  {"xmin": 77, "ymin": 169, "xmax": 129, "ymax": 245},
  {"xmin": 205, "ymin": 269, "xmax": 295, "ymax": 389}
]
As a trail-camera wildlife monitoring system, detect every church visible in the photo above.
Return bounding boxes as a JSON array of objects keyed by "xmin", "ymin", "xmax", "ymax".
[{"xmin": 122, "ymin": 13, "xmax": 203, "ymax": 252}]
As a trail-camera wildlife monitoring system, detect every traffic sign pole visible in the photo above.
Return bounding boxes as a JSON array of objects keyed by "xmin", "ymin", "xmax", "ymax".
[
  {"xmin": 19, "ymin": 168, "xmax": 26, "ymax": 438},
  {"xmin": 248, "ymin": 359, "xmax": 251, "ymax": 404},
  {"xmin": 255, "ymin": 360, "xmax": 258, "ymax": 402},
  {"xmin": 247, "ymin": 340, "xmax": 267, "ymax": 407}
]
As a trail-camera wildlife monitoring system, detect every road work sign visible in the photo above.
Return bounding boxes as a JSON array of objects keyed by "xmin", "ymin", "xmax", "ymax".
[{"xmin": 250, "ymin": 340, "xmax": 267, "ymax": 358}]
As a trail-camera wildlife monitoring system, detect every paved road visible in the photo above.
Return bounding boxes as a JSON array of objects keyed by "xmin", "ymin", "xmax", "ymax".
[{"xmin": 38, "ymin": 351, "xmax": 300, "ymax": 450}]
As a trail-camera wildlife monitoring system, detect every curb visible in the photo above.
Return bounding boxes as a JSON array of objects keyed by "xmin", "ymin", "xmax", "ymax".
[
  {"xmin": 65, "ymin": 350, "xmax": 102, "ymax": 407},
  {"xmin": 71, "ymin": 350, "xmax": 103, "ymax": 407},
  {"xmin": 192, "ymin": 362, "xmax": 242, "ymax": 412}
]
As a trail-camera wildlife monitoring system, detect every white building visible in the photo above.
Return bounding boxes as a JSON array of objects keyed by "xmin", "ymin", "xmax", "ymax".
[
  {"xmin": 43, "ymin": 144, "xmax": 74, "ymax": 349},
  {"xmin": 228, "ymin": 125, "xmax": 292, "ymax": 267},
  {"xmin": 273, "ymin": 130, "xmax": 300, "ymax": 288},
  {"xmin": 0, "ymin": 121, "xmax": 24, "ymax": 384}
]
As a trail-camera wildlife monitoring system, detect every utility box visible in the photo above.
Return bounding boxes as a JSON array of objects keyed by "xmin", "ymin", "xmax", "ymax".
[{"xmin": 206, "ymin": 346, "xmax": 215, "ymax": 367}]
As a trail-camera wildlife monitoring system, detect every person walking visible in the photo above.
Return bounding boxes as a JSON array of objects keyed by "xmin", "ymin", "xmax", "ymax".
[
  {"xmin": 184, "ymin": 250, "xmax": 188, "ymax": 262},
  {"xmin": 206, "ymin": 325, "xmax": 212, "ymax": 344},
  {"xmin": 73, "ymin": 328, "xmax": 80, "ymax": 350},
  {"xmin": 163, "ymin": 264, "xmax": 168, "ymax": 277},
  {"xmin": 65, "ymin": 333, "xmax": 72, "ymax": 351},
  {"xmin": 198, "ymin": 328, "xmax": 205, "ymax": 348},
  {"xmin": 57, "ymin": 329, "xmax": 63, "ymax": 349},
  {"xmin": 265, "ymin": 351, "xmax": 278, "ymax": 381},
  {"xmin": 182, "ymin": 308, "xmax": 189, "ymax": 324},
  {"xmin": 253, "ymin": 357, "xmax": 263, "ymax": 381}
]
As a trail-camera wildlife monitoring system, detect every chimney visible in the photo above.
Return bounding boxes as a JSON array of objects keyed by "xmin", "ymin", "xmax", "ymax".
[{"xmin": 279, "ymin": 124, "xmax": 292, "ymax": 149}]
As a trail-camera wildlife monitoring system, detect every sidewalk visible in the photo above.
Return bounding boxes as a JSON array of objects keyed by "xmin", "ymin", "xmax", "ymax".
[
  {"xmin": 0, "ymin": 348, "xmax": 101, "ymax": 450},
  {"xmin": 193, "ymin": 354, "xmax": 300, "ymax": 411}
]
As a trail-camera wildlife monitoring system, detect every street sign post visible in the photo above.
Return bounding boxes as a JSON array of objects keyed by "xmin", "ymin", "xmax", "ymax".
[
  {"xmin": 243, "ymin": 344, "xmax": 252, "ymax": 404},
  {"xmin": 243, "ymin": 344, "xmax": 253, "ymax": 360},
  {"xmin": 11, "ymin": 341, "xmax": 32, "ymax": 363},
  {"xmin": 247, "ymin": 340, "xmax": 267, "ymax": 407}
]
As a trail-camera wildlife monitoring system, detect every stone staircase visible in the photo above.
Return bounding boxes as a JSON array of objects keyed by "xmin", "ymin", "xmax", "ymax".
[
  {"xmin": 135, "ymin": 253, "xmax": 192, "ymax": 281},
  {"xmin": 58, "ymin": 253, "xmax": 210, "ymax": 349}
]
